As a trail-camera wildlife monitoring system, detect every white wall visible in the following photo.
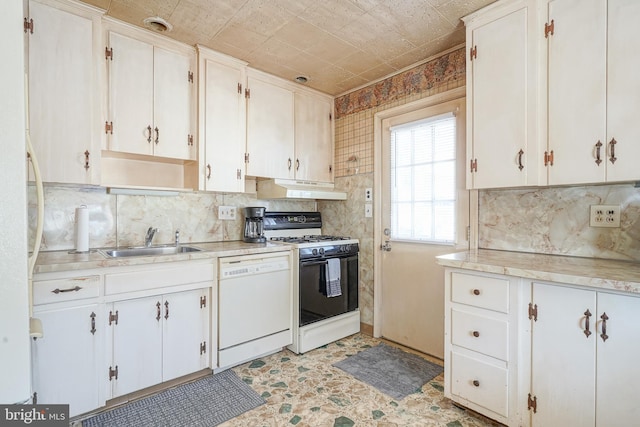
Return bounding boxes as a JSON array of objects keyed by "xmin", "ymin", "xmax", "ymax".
[{"xmin": 0, "ymin": 0, "xmax": 31, "ymax": 404}]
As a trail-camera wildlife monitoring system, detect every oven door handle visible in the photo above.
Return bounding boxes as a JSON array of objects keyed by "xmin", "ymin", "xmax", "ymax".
[{"xmin": 300, "ymin": 260, "xmax": 329, "ymax": 267}]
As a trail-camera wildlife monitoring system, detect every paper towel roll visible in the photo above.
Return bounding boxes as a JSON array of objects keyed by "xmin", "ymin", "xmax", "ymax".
[{"xmin": 75, "ymin": 205, "xmax": 89, "ymax": 252}]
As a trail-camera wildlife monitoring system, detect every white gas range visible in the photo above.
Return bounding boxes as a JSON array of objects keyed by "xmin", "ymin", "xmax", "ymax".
[{"xmin": 263, "ymin": 212, "xmax": 360, "ymax": 354}]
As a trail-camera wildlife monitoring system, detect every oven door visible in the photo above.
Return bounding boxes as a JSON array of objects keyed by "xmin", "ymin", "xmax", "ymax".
[{"xmin": 299, "ymin": 254, "xmax": 358, "ymax": 326}]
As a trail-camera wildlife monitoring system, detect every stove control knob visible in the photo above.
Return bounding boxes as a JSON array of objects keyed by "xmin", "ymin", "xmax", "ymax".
[
  {"xmin": 319, "ymin": 248, "xmax": 325, "ymax": 255},
  {"xmin": 312, "ymin": 248, "xmax": 318, "ymax": 256}
]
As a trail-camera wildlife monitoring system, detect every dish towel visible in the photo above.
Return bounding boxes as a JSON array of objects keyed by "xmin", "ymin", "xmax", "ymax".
[{"xmin": 326, "ymin": 258, "xmax": 342, "ymax": 298}]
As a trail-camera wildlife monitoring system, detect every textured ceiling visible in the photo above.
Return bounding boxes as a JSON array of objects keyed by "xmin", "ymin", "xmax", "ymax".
[{"xmin": 79, "ymin": 0, "xmax": 495, "ymax": 96}]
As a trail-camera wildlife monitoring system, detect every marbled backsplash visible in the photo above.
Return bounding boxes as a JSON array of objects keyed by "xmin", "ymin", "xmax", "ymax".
[
  {"xmin": 28, "ymin": 184, "xmax": 316, "ymax": 251},
  {"xmin": 479, "ymin": 183, "xmax": 640, "ymax": 261}
]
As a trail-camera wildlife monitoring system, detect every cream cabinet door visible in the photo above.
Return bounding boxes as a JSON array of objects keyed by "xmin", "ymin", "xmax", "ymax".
[
  {"xmin": 162, "ymin": 289, "xmax": 209, "ymax": 381},
  {"xmin": 27, "ymin": 0, "xmax": 98, "ymax": 184},
  {"xmin": 595, "ymin": 292, "xmax": 640, "ymax": 425},
  {"xmin": 546, "ymin": 0, "xmax": 607, "ymax": 185},
  {"xmin": 31, "ymin": 304, "xmax": 101, "ymax": 417},
  {"xmin": 530, "ymin": 283, "xmax": 596, "ymax": 427},
  {"xmin": 107, "ymin": 31, "xmax": 154, "ymax": 156},
  {"xmin": 153, "ymin": 47, "xmax": 195, "ymax": 161},
  {"xmin": 605, "ymin": 0, "xmax": 640, "ymax": 182},
  {"xmin": 201, "ymin": 55, "xmax": 246, "ymax": 192},
  {"xmin": 246, "ymin": 74, "xmax": 295, "ymax": 179},
  {"xmin": 110, "ymin": 296, "xmax": 163, "ymax": 398},
  {"xmin": 467, "ymin": 4, "xmax": 529, "ymax": 189},
  {"xmin": 294, "ymin": 92, "xmax": 333, "ymax": 183}
]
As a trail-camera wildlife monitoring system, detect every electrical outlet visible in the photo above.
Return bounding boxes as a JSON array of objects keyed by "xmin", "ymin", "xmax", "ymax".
[
  {"xmin": 589, "ymin": 205, "xmax": 620, "ymax": 228},
  {"xmin": 364, "ymin": 203, "xmax": 373, "ymax": 218},
  {"xmin": 218, "ymin": 206, "xmax": 236, "ymax": 220},
  {"xmin": 365, "ymin": 188, "xmax": 373, "ymax": 202}
]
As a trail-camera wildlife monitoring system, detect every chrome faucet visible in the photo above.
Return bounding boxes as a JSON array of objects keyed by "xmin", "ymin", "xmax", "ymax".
[
  {"xmin": 144, "ymin": 227, "xmax": 158, "ymax": 247},
  {"xmin": 175, "ymin": 229, "xmax": 180, "ymax": 247}
]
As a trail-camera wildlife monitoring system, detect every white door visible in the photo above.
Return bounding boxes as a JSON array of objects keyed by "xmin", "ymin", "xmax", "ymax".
[
  {"xmin": 294, "ymin": 92, "xmax": 333, "ymax": 182},
  {"xmin": 162, "ymin": 289, "xmax": 209, "ymax": 381},
  {"xmin": 108, "ymin": 31, "xmax": 154, "ymax": 156},
  {"xmin": 606, "ymin": 0, "xmax": 640, "ymax": 182},
  {"xmin": 203, "ymin": 57, "xmax": 246, "ymax": 192},
  {"xmin": 530, "ymin": 283, "xmax": 596, "ymax": 426},
  {"xmin": 153, "ymin": 46, "xmax": 194, "ymax": 160},
  {"xmin": 595, "ymin": 292, "xmax": 640, "ymax": 425},
  {"xmin": 380, "ymin": 98, "xmax": 469, "ymax": 358},
  {"xmin": 111, "ymin": 297, "xmax": 162, "ymax": 397},
  {"xmin": 547, "ymin": 0, "xmax": 606, "ymax": 185},
  {"xmin": 246, "ymin": 75, "xmax": 295, "ymax": 179}
]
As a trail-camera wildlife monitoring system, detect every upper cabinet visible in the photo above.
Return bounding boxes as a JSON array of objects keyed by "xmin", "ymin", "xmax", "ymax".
[
  {"xmin": 464, "ymin": 0, "xmax": 539, "ymax": 190},
  {"xmin": 245, "ymin": 70, "xmax": 296, "ymax": 180},
  {"xmin": 26, "ymin": 0, "xmax": 103, "ymax": 185},
  {"xmin": 105, "ymin": 28, "xmax": 196, "ymax": 161},
  {"xmin": 197, "ymin": 46, "xmax": 247, "ymax": 193},
  {"xmin": 294, "ymin": 92, "xmax": 334, "ymax": 183},
  {"xmin": 544, "ymin": 0, "xmax": 640, "ymax": 185}
]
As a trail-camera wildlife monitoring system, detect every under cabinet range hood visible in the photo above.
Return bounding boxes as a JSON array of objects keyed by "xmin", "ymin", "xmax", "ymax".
[{"xmin": 257, "ymin": 179, "xmax": 347, "ymax": 200}]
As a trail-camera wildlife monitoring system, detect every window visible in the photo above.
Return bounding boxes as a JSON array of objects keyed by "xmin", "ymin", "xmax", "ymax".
[{"xmin": 389, "ymin": 112, "xmax": 456, "ymax": 244}]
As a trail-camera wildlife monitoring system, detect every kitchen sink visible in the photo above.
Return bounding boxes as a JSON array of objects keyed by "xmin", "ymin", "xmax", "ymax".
[{"xmin": 101, "ymin": 245, "xmax": 202, "ymax": 258}]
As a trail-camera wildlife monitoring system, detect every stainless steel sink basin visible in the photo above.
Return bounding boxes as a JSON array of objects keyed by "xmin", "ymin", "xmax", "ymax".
[{"xmin": 101, "ymin": 245, "xmax": 202, "ymax": 258}]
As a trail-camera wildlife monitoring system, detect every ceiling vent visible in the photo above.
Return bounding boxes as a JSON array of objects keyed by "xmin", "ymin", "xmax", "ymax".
[{"xmin": 143, "ymin": 16, "xmax": 173, "ymax": 32}]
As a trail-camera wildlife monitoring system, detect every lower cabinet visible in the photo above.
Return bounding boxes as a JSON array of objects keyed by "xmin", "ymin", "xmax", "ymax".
[
  {"xmin": 107, "ymin": 288, "xmax": 209, "ymax": 398},
  {"xmin": 529, "ymin": 282, "xmax": 640, "ymax": 427}
]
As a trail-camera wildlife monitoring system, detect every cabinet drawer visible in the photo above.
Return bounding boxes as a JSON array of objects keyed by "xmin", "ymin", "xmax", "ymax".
[
  {"xmin": 105, "ymin": 262, "xmax": 214, "ymax": 295},
  {"xmin": 450, "ymin": 351, "xmax": 508, "ymax": 418},
  {"xmin": 451, "ymin": 309, "xmax": 508, "ymax": 361},
  {"xmin": 451, "ymin": 272, "xmax": 509, "ymax": 313},
  {"xmin": 33, "ymin": 275, "xmax": 100, "ymax": 305}
]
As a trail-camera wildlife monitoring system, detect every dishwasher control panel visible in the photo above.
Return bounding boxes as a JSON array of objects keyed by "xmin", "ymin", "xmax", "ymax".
[{"xmin": 220, "ymin": 256, "xmax": 289, "ymax": 279}]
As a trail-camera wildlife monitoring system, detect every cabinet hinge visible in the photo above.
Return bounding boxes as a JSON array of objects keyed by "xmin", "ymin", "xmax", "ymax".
[
  {"xmin": 329, "ymin": 165, "xmax": 333, "ymax": 173},
  {"xmin": 24, "ymin": 17, "xmax": 34, "ymax": 34},
  {"xmin": 545, "ymin": 20, "xmax": 555, "ymax": 38},
  {"xmin": 329, "ymin": 113, "xmax": 332, "ymax": 121},
  {"xmin": 108, "ymin": 365, "xmax": 119, "ymax": 381},
  {"xmin": 466, "ymin": 225, "xmax": 471, "ymax": 241},
  {"xmin": 244, "ymin": 153, "xmax": 249, "ymax": 163},
  {"xmin": 237, "ymin": 83, "xmax": 242, "ymax": 94},
  {"xmin": 470, "ymin": 45, "xmax": 477, "ymax": 60},
  {"xmin": 245, "ymin": 88, "xmax": 250, "ymax": 99},
  {"xmin": 200, "ymin": 341, "xmax": 207, "ymax": 355},
  {"xmin": 105, "ymin": 47, "xmax": 113, "ymax": 61},
  {"xmin": 188, "ymin": 71, "xmax": 194, "ymax": 83},
  {"xmin": 528, "ymin": 303, "xmax": 538, "ymax": 321},
  {"xmin": 105, "ymin": 121, "xmax": 113, "ymax": 134},
  {"xmin": 108, "ymin": 310, "xmax": 119, "ymax": 326},
  {"xmin": 470, "ymin": 158, "xmax": 478, "ymax": 173},
  {"xmin": 544, "ymin": 150, "xmax": 554, "ymax": 167},
  {"xmin": 528, "ymin": 393, "xmax": 537, "ymax": 413},
  {"xmin": 32, "ymin": 392, "xmax": 37, "ymax": 404},
  {"xmin": 237, "ymin": 169, "xmax": 242, "ymax": 180},
  {"xmin": 188, "ymin": 134, "xmax": 194, "ymax": 146},
  {"xmin": 200, "ymin": 295, "xmax": 207, "ymax": 308}
]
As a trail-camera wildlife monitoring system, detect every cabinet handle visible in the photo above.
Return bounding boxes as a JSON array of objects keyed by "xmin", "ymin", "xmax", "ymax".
[
  {"xmin": 288, "ymin": 158, "xmax": 292, "ymax": 170},
  {"xmin": 584, "ymin": 309, "xmax": 592, "ymax": 338},
  {"xmin": 164, "ymin": 301, "xmax": 169, "ymax": 320},
  {"xmin": 595, "ymin": 140, "xmax": 603, "ymax": 165},
  {"xmin": 154, "ymin": 127, "xmax": 159, "ymax": 144},
  {"xmin": 84, "ymin": 150, "xmax": 90, "ymax": 170},
  {"xmin": 600, "ymin": 312, "xmax": 609, "ymax": 342},
  {"xmin": 52, "ymin": 285, "xmax": 82, "ymax": 294},
  {"xmin": 296, "ymin": 159, "xmax": 300, "ymax": 171},
  {"xmin": 473, "ymin": 289, "xmax": 480, "ymax": 296},
  {"xmin": 90, "ymin": 312, "xmax": 96, "ymax": 335},
  {"xmin": 472, "ymin": 380, "xmax": 480, "ymax": 387},
  {"xmin": 206, "ymin": 164, "xmax": 212, "ymax": 180},
  {"xmin": 472, "ymin": 331, "xmax": 480, "ymax": 338},
  {"xmin": 609, "ymin": 138, "xmax": 617, "ymax": 164},
  {"xmin": 156, "ymin": 301, "xmax": 161, "ymax": 322},
  {"xmin": 517, "ymin": 149, "xmax": 524, "ymax": 171},
  {"xmin": 147, "ymin": 125, "xmax": 152, "ymax": 143}
]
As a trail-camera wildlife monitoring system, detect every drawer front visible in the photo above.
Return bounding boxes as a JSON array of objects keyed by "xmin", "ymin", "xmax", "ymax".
[
  {"xmin": 105, "ymin": 262, "xmax": 214, "ymax": 295},
  {"xmin": 33, "ymin": 275, "xmax": 100, "ymax": 305},
  {"xmin": 451, "ymin": 309, "xmax": 508, "ymax": 360},
  {"xmin": 450, "ymin": 351, "xmax": 508, "ymax": 417},
  {"xmin": 451, "ymin": 272, "xmax": 509, "ymax": 313}
]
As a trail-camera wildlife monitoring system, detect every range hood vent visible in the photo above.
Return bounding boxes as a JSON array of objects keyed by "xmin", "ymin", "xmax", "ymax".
[{"xmin": 256, "ymin": 179, "xmax": 347, "ymax": 200}]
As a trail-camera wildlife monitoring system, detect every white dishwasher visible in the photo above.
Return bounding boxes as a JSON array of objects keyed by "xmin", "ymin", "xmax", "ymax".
[{"xmin": 217, "ymin": 251, "xmax": 292, "ymax": 370}]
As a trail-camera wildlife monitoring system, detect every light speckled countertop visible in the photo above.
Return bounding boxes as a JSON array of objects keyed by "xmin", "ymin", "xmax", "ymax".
[
  {"xmin": 436, "ymin": 249, "xmax": 640, "ymax": 295},
  {"xmin": 34, "ymin": 241, "xmax": 292, "ymax": 274}
]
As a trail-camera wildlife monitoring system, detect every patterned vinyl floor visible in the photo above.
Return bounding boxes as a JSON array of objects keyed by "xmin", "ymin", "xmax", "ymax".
[{"xmin": 223, "ymin": 333, "xmax": 504, "ymax": 427}]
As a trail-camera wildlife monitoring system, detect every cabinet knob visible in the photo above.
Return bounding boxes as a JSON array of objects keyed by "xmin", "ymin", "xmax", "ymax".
[
  {"xmin": 473, "ymin": 289, "xmax": 480, "ymax": 296},
  {"xmin": 472, "ymin": 331, "xmax": 480, "ymax": 338},
  {"xmin": 473, "ymin": 380, "xmax": 480, "ymax": 387}
]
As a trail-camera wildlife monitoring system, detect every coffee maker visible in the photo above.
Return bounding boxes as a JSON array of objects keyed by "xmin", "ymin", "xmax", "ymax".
[{"xmin": 243, "ymin": 207, "xmax": 266, "ymax": 243}]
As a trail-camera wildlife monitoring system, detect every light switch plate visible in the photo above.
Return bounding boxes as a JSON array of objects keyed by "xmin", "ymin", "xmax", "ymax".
[
  {"xmin": 365, "ymin": 188, "xmax": 373, "ymax": 201},
  {"xmin": 365, "ymin": 203, "xmax": 373, "ymax": 218}
]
